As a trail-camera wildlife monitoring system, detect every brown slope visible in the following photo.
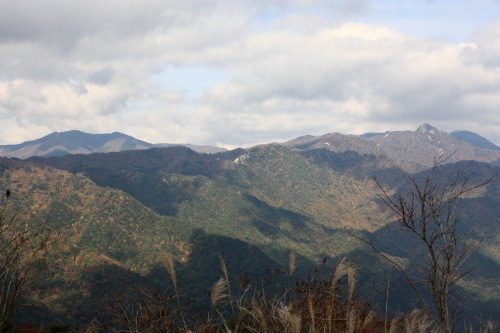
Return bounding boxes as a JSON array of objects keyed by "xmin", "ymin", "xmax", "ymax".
[
  {"xmin": 282, "ymin": 132, "xmax": 386, "ymax": 156},
  {"xmin": 369, "ymin": 124, "xmax": 500, "ymax": 171}
]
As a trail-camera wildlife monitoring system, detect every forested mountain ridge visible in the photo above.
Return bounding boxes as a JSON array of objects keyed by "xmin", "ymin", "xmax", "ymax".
[
  {"xmin": 21, "ymin": 131, "xmax": 500, "ymax": 265},
  {"xmin": 0, "ymin": 124, "xmax": 498, "ymax": 328},
  {"xmin": 0, "ymin": 158, "xmax": 287, "ymax": 327},
  {"xmin": 29, "ymin": 144, "xmax": 393, "ymax": 233}
]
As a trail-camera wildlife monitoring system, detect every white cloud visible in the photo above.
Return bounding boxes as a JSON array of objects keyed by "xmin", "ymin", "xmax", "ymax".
[
  {"xmin": 192, "ymin": 22, "xmax": 500, "ymax": 142},
  {"xmin": 0, "ymin": 0, "xmax": 499, "ymax": 146},
  {"xmin": 462, "ymin": 22, "xmax": 500, "ymax": 69}
]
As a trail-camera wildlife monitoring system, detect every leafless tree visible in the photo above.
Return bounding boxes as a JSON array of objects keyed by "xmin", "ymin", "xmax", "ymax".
[
  {"xmin": 348, "ymin": 157, "xmax": 497, "ymax": 333},
  {"xmin": 0, "ymin": 189, "xmax": 64, "ymax": 331}
]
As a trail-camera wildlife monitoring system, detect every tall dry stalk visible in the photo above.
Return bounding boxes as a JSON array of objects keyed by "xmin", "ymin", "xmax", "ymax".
[
  {"xmin": 361, "ymin": 310, "xmax": 376, "ymax": 332},
  {"xmin": 328, "ymin": 258, "xmax": 347, "ymax": 331},
  {"xmin": 479, "ymin": 320, "xmax": 495, "ymax": 333},
  {"xmin": 161, "ymin": 253, "xmax": 187, "ymax": 331},
  {"xmin": 308, "ymin": 295, "xmax": 316, "ymax": 333},
  {"xmin": 332, "ymin": 258, "xmax": 348, "ymax": 291},
  {"xmin": 385, "ymin": 267, "xmax": 391, "ymax": 333},
  {"xmin": 288, "ymin": 251, "xmax": 297, "ymax": 304},
  {"xmin": 250, "ymin": 299, "xmax": 266, "ymax": 331},
  {"xmin": 347, "ymin": 264, "xmax": 356, "ymax": 302},
  {"xmin": 347, "ymin": 307, "xmax": 357, "ymax": 333},
  {"xmin": 162, "ymin": 253, "xmax": 176, "ymax": 289},
  {"xmin": 219, "ymin": 254, "xmax": 235, "ymax": 316},
  {"xmin": 211, "ymin": 277, "xmax": 228, "ymax": 311},
  {"xmin": 289, "ymin": 252, "xmax": 296, "ymax": 279},
  {"xmin": 331, "ymin": 258, "xmax": 358, "ymax": 331},
  {"xmin": 389, "ymin": 316, "xmax": 401, "ymax": 333},
  {"xmin": 278, "ymin": 304, "xmax": 301, "ymax": 333}
]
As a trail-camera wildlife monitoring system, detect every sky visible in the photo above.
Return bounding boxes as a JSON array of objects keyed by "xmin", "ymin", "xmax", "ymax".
[{"xmin": 0, "ymin": 0, "xmax": 499, "ymax": 148}]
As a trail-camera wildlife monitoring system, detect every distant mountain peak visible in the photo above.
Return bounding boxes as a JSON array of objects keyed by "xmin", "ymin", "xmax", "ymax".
[
  {"xmin": 365, "ymin": 124, "xmax": 500, "ymax": 171},
  {"xmin": 417, "ymin": 123, "xmax": 439, "ymax": 133}
]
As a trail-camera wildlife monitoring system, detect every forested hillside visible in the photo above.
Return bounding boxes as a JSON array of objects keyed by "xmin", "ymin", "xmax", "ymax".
[{"xmin": 0, "ymin": 127, "xmax": 498, "ymax": 329}]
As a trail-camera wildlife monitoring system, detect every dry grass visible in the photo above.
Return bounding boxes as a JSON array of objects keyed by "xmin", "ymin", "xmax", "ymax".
[
  {"xmin": 88, "ymin": 256, "xmax": 494, "ymax": 333},
  {"xmin": 162, "ymin": 253, "xmax": 177, "ymax": 290},
  {"xmin": 211, "ymin": 278, "xmax": 228, "ymax": 310}
]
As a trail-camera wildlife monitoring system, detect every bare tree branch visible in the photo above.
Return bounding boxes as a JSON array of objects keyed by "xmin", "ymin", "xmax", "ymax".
[{"xmin": 356, "ymin": 157, "xmax": 498, "ymax": 333}]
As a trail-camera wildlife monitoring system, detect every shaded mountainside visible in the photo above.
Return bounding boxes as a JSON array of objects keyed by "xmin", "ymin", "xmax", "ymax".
[
  {"xmin": 0, "ymin": 160, "xmax": 290, "ymax": 327},
  {"xmin": 30, "ymin": 144, "xmax": 393, "ymax": 233},
  {"xmin": 29, "ymin": 146, "xmax": 243, "ymax": 179},
  {"xmin": 26, "ymin": 145, "xmax": 500, "ymax": 262},
  {"xmin": 1, "ymin": 138, "xmax": 499, "ymax": 326}
]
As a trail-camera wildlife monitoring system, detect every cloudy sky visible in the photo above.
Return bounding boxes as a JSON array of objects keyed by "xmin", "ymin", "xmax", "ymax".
[{"xmin": 1, "ymin": 0, "xmax": 499, "ymax": 147}]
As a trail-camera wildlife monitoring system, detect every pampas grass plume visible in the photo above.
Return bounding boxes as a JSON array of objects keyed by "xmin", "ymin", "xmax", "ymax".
[
  {"xmin": 211, "ymin": 278, "xmax": 228, "ymax": 309},
  {"xmin": 162, "ymin": 252, "xmax": 176, "ymax": 289}
]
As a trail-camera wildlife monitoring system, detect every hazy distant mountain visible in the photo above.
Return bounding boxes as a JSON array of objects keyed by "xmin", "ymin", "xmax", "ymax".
[
  {"xmin": 451, "ymin": 130, "xmax": 500, "ymax": 150},
  {"xmin": 0, "ymin": 130, "xmax": 227, "ymax": 158},
  {"xmin": 360, "ymin": 132, "xmax": 384, "ymax": 138},
  {"xmin": 155, "ymin": 143, "xmax": 227, "ymax": 154},
  {"xmin": 0, "ymin": 130, "xmax": 153, "ymax": 159},
  {"xmin": 367, "ymin": 124, "xmax": 500, "ymax": 171}
]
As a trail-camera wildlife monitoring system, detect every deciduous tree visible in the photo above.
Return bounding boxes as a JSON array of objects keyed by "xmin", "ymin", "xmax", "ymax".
[{"xmin": 349, "ymin": 157, "xmax": 497, "ymax": 332}]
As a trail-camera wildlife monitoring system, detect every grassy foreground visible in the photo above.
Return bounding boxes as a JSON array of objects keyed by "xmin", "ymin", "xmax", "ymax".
[{"xmin": 81, "ymin": 255, "xmax": 495, "ymax": 333}]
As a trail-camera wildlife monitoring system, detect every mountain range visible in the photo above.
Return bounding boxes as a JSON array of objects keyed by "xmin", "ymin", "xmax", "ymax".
[
  {"xmin": 0, "ymin": 124, "xmax": 498, "ymax": 163},
  {"xmin": 361, "ymin": 125, "xmax": 500, "ymax": 151},
  {"xmin": 0, "ymin": 124, "xmax": 498, "ymax": 328},
  {"xmin": 284, "ymin": 123, "xmax": 499, "ymax": 171},
  {"xmin": 368, "ymin": 124, "xmax": 499, "ymax": 170},
  {"xmin": 0, "ymin": 130, "xmax": 227, "ymax": 159}
]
